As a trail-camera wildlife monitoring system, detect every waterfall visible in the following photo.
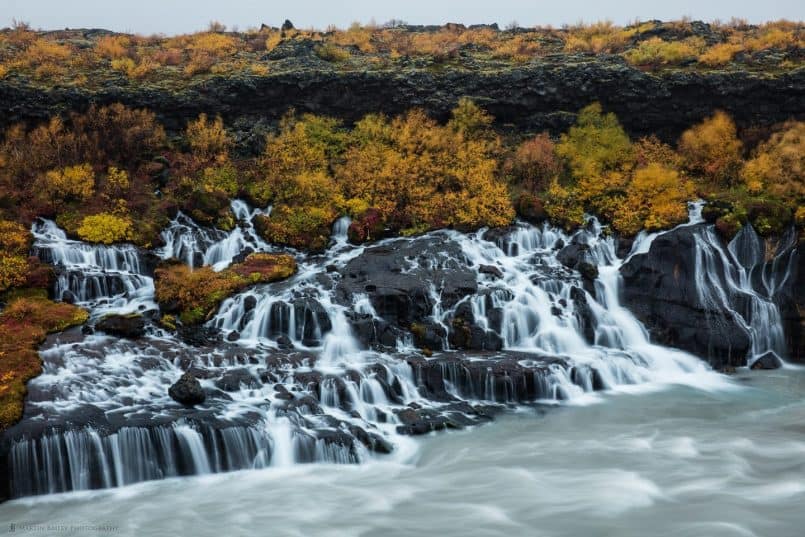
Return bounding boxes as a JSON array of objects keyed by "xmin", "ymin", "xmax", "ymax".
[
  {"xmin": 691, "ymin": 224, "xmax": 794, "ymax": 365},
  {"xmin": 10, "ymin": 200, "xmax": 788, "ymax": 500},
  {"xmin": 31, "ymin": 219, "xmax": 155, "ymax": 315},
  {"xmin": 160, "ymin": 200, "xmax": 272, "ymax": 271}
]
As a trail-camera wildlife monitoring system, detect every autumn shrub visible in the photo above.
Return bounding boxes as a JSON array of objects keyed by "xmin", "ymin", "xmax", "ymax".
[
  {"xmin": 257, "ymin": 204, "xmax": 337, "ymax": 251},
  {"xmin": 0, "ymin": 220, "xmax": 32, "ymax": 254},
  {"xmin": 0, "ymin": 220, "xmax": 32, "ymax": 292},
  {"xmin": 678, "ymin": 111, "xmax": 743, "ymax": 185},
  {"xmin": 698, "ymin": 43, "xmax": 743, "ymax": 66},
  {"xmin": 186, "ymin": 113, "xmax": 232, "ymax": 160},
  {"xmin": 19, "ymin": 39, "xmax": 71, "ymax": 67},
  {"xmin": 188, "ymin": 32, "xmax": 237, "ymax": 57},
  {"xmin": 624, "ymin": 37, "xmax": 704, "ymax": 66},
  {"xmin": 151, "ymin": 47, "xmax": 183, "ymax": 66},
  {"xmin": 0, "ymin": 255, "xmax": 29, "ymax": 292},
  {"xmin": 410, "ymin": 32, "xmax": 461, "ymax": 60},
  {"xmin": 633, "ymin": 135, "xmax": 683, "ymax": 169},
  {"xmin": 96, "ymin": 35, "xmax": 130, "ymax": 59},
  {"xmin": 491, "ymin": 35, "xmax": 541, "ymax": 62},
  {"xmin": 331, "ymin": 23, "xmax": 375, "ymax": 53},
  {"xmin": 741, "ymin": 121, "xmax": 804, "ymax": 199},
  {"xmin": 38, "ymin": 163, "xmax": 95, "ymax": 207},
  {"xmin": 72, "ymin": 104, "xmax": 167, "ymax": 165},
  {"xmin": 556, "ymin": 102, "xmax": 633, "ymax": 182},
  {"xmin": 103, "ymin": 166, "xmax": 130, "ymax": 196},
  {"xmin": 201, "ymin": 162, "xmax": 239, "ymax": 196},
  {"xmin": 315, "ymin": 43, "xmax": 350, "ymax": 62},
  {"xmin": 506, "ymin": 133, "xmax": 560, "ymax": 192},
  {"xmin": 563, "ymin": 21, "xmax": 636, "ymax": 53},
  {"xmin": 76, "ymin": 212, "xmax": 134, "ymax": 244},
  {"xmin": 0, "ymin": 65, "xmax": 8, "ymax": 78},
  {"xmin": 0, "ymin": 293, "xmax": 87, "ymax": 430},
  {"xmin": 614, "ymin": 163, "xmax": 694, "ymax": 234}
]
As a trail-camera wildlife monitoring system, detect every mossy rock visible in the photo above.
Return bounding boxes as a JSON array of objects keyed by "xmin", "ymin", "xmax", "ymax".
[{"xmin": 154, "ymin": 253, "xmax": 297, "ymax": 326}]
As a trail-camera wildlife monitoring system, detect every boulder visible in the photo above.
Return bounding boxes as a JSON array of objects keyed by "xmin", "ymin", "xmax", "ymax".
[
  {"xmin": 750, "ymin": 351, "xmax": 783, "ymax": 370},
  {"xmin": 95, "ymin": 314, "xmax": 146, "ymax": 339},
  {"xmin": 168, "ymin": 372, "xmax": 206, "ymax": 406}
]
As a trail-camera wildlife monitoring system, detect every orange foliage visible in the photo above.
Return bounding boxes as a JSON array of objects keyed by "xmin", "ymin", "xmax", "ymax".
[
  {"xmin": 678, "ymin": 111, "xmax": 743, "ymax": 185},
  {"xmin": 741, "ymin": 121, "xmax": 804, "ymax": 198},
  {"xmin": 506, "ymin": 133, "xmax": 560, "ymax": 192},
  {"xmin": 96, "ymin": 35, "xmax": 130, "ymax": 59}
]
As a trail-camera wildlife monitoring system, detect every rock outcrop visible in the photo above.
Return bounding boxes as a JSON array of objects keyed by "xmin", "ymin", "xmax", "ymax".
[
  {"xmin": 1, "ymin": 60, "xmax": 802, "ymax": 148},
  {"xmin": 620, "ymin": 223, "xmax": 802, "ymax": 367}
]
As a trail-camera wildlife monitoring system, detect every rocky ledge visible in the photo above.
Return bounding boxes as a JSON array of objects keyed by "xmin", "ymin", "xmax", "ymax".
[{"xmin": 1, "ymin": 59, "xmax": 803, "ymax": 147}]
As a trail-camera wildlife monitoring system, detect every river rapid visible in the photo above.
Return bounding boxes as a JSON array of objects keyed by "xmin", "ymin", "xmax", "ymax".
[{"xmin": 2, "ymin": 368, "xmax": 804, "ymax": 537}]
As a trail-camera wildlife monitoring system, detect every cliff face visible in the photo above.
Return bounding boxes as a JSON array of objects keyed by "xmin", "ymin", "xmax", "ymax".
[{"xmin": 2, "ymin": 59, "xmax": 803, "ymax": 146}]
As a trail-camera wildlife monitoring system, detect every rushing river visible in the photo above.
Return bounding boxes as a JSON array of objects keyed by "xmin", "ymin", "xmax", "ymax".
[{"xmin": 2, "ymin": 368, "xmax": 804, "ymax": 537}]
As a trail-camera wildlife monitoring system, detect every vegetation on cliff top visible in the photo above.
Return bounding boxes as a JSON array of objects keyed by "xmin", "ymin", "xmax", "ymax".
[{"xmin": 0, "ymin": 19, "xmax": 801, "ymax": 90}]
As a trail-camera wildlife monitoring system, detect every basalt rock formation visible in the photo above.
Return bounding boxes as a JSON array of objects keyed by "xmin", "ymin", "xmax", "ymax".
[{"xmin": 1, "ymin": 59, "xmax": 803, "ymax": 148}]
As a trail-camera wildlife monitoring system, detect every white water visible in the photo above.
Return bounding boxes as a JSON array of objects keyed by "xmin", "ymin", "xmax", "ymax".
[
  {"xmin": 3, "ymin": 370, "xmax": 804, "ymax": 537},
  {"xmin": 7, "ymin": 200, "xmax": 794, "ymax": 502}
]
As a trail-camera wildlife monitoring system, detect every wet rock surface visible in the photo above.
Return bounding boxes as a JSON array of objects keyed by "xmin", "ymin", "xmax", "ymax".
[
  {"xmin": 169, "ymin": 372, "xmax": 206, "ymax": 406},
  {"xmin": 621, "ymin": 224, "xmax": 802, "ymax": 367},
  {"xmin": 95, "ymin": 314, "xmax": 147, "ymax": 339}
]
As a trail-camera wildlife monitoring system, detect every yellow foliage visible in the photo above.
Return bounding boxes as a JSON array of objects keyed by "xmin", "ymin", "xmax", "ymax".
[
  {"xmin": 201, "ymin": 162, "xmax": 239, "ymax": 196},
  {"xmin": 678, "ymin": 111, "xmax": 743, "ymax": 185},
  {"xmin": 491, "ymin": 35, "xmax": 541, "ymax": 63},
  {"xmin": 188, "ymin": 32, "xmax": 237, "ymax": 57},
  {"xmin": 624, "ymin": 37, "xmax": 704, "ymax": 66},
  {"xmin": 265, "ymin": 32, "xmax": 283, "ymax": 52},
  {"xmin": 76, "ymin": 213, "xmax": 134, "ymax": 244},
  {"xmin": 741, "ymin": 121, "xmax": 804, "ymax": 199},
  {"xmin": 20, "ymin": 39, "xmax": 71, "ymax": 67},
  {"xmin": 104, "ymin": 166, "xmax": 130, "ymax": 196},
  {"xmin": 186, "ymin": 113, "xmax": 232, "ymax": 160},
  {"xmin": 331, "ymin": 23, "xmax": 375, "ymax": 53},
  {"xmin": 0, "ymin": 255, "xmax": 29, "ymax": 293},
  {"xmin": 795, "ymin": 206, "xmax": 805, "ymax": 227},
  {"xmin": 0, "ymin": 220, "xmax": 31, "ymax": 254},
  {"xmin": 0, "ymin": 65, "xmax": 8, "ymax": 78},
  {"xmin": 615, "ymin": 163, "xmax": 695, "ymax": 234},
  {"xmin": 563, "ymin": 21, "xmax": 636, "ymax": 53},
  {"xmin": 315, "ymin": 43, "xmax": 351, "ymax": 62},
  {"xmin": 96, "ymin": 35, "xmax": 130, "ymax": 59},
  {"xmin": 698, "ymin": 43, "xmax": 742, "ymax": 66},
  {"xmin": 41, "ymin": 163, "xmax": 95, "ymax": 203}
]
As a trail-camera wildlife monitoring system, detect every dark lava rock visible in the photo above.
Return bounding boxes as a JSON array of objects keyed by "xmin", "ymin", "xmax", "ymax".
[
  {"xmin": 621, "ymin": 224, "xmax": 748, "ymax": 367},
  {"xmin": 479, "ymin": 264, "xmax": 503, "ymax": 279},
  {"xmin": 215, "ymin": 368, "xmax": 259, "ymax": 391},
  {"xmin": 168, "ymin": 372, "xmax": 206, "ymax": 406},
  {"xmin": 95, "ymin": 314, "xmax": 146, "ymax": 339},
  {"xmin": 750, "ymin": 351, "xmax": 783, "ymax": 370},
  {"xmin": 622, "ymin": 223, "xmax": 803, "ymax": 366},
  {"xmin": 336, "ymin": 235, "xmax": 476, "ymax": 327}
]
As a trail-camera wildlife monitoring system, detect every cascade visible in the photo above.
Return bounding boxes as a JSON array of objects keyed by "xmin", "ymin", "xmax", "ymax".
[{"xmin": 6, "ymin": 200, "xmax": 788, "ymax": 499}]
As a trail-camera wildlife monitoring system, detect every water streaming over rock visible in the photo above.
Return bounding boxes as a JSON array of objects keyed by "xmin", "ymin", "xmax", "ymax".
[{"xmin": 4, "ymin": 201, "xmax": 792, "ymax": 499}]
